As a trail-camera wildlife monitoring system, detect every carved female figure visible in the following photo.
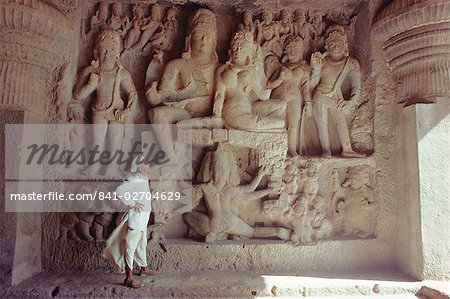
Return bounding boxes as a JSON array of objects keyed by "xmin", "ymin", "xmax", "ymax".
[
  {"xmin": 267, "ymin": 36, "xmax": 312, "ymax": 156},
  {"xmin": 310, "ymin": 25, "xmax": 363, "ymax": 157},
  {"xmin": 277, "ymin": 9, "xmax": 294, "ymax": 46},
  {"xmin": 213, "ymin": 31, "xmax": 286, "ymax": 132},
  {"xmin": 88, "ymin": 3, "xmax": 109, "ymax": 35},
  {"xmin": 143, "ymin": 7, "xmax": 178, "ymax": 56},
  {"xmin": 308, "ymin": 10, "xmax": 325, "ymax": 52},
  {"xmin": 293, "ymin": 9, "xmax": 310, "ymax": 51}
]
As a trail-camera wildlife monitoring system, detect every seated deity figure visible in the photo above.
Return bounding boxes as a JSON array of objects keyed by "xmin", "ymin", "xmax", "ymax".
[
  {"xmin": 183, "ymin": 145, "xmax": 291, "ymax": 243},
  {"xmin": 145, "ymin": 9, "xmax": 220, "ymax": 157},
  {"xmin": 256, "ymin": 9, "xmax": 282, "ymax": 58},
  {"xmin": 213, "ymin": 30, "xmax": 286, "ymax": 132},
  {"xmin": 74, "ymin": 29, "xmax": 137, "ymax": 174},
  {"xmin": 267, "ymin": 36, "xmax": 312, "ymax": 156},
  {"xmin": 310, "ymin": 25, "xmax": 364, "ymax": 157}
]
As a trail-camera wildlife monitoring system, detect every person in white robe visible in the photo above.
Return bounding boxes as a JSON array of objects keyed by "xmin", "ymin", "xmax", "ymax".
[{"xmin": 103, "ymin": 155, "xmax": 155, "ymax": 288}]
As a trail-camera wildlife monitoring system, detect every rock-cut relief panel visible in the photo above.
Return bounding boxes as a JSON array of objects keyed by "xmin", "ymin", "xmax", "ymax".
[{"xmin": 60, "ymin": 3, "xmax": 377, "ymax": 245}]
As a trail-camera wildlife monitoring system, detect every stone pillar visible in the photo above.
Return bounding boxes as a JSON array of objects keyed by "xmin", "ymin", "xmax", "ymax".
[
  {"xmin": 0, "ymin": 0, "xmax": 74, "ymax": 286},
  {"xmin": 0, "ymin": 0, "xmax": 73, "ymax": 115},
  {"xmin": 373, "ymin": 0, "xmax": 450, "ymax": 280},
  {"xmin": 373, "ymin": 0, "xmax": 450, "ymax": 105}
]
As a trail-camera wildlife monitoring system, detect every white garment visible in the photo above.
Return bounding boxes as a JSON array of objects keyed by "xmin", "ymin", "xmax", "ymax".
[
  {"xmin": 116, "ymin": 172, "xmax": 152, "ymax": 231},
  {"xmin": 125, "ymin": 227, "xmax": 147, "ymax": 268}
]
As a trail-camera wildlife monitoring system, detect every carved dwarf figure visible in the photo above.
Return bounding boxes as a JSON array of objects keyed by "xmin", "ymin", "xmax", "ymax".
[
  {"xmin": 332, "ymin": 166, "xmax": 377, "ymax": 238},
  {"xmin": 310, "ymin": 25, "xmax": 363, "ymax": 157},
  {"xmin": 146, "ymin": 9, "xmax": 220, "ymax": 158},
  {"xmin": 74, "ymin": 29, "xmax": 137, "ymax": 174},
  {"xmin": 214, "ymin": 30, "xmax": 286, "ymax": 132},
  {"xmin": 267, "ymin": 36, "xmax": 312, "ymax": 156},
  {"xmin": 183, "ymin": 145, "xmax": 290, "ymax": 243}
]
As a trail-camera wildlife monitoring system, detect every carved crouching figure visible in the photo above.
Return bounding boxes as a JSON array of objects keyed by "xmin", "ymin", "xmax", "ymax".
[{"xmin": 183, "ymin": 145, "xmax": 291, "ymax": 243}]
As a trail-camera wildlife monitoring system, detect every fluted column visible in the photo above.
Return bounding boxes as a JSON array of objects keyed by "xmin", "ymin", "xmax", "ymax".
[
  {"xmin": 372, "ymin": 0, "xmax": 450, "ymax": 105},
  {"xmin": 0, "ymin": 0, "xmax": 73, "ymax": 115}
]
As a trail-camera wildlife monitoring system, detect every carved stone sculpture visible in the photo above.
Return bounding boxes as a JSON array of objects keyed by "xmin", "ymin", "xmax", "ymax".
[
  {"xmin": 74, "ymin": 29, "xmax": 137, "ymax": 174},
  {"xmin": 256, "ymin": 9, "xmax": 282, "ymax": 58},
  {"xmin": 267, "ymin": 36, "xmax": 311, "ymax": 156},
  {"xmin": 124, "ymin": 4, "xmax": 145, "ymax": 50},
  {"xmin": 214, "ymin": 30, "xmax": 286, "ymax": 132},
  {"xmin": 310, "ymin": 25, "xmax": 364, "ymax": 158},
  {"xmin": 277, "ymin": 9, "xmax": 294, "ymax": 47},
  {"xmin": 293, "ymin": 9, "xmax": 310, "ymax": 51},
  {"xmin": 58, "ymin": 213, "xmax": 80, "ymax": 241},
  {"xmin": 332, "ymin": 166, "xmax": 377, "ymax": 238},
  {"xmin": 146, "ymin": 8, "xmax": 220, "ymax": 158},
  {"xmin": 184, "ymin": 145, "xmax": 291, "ymax": 242},
  {"xmin": 88, "ymin": 3, "xmax": 109, "ymax": 36},
  {"xmin": 308, "ymin": 10, "xmax": 325, "ymax": 52},
  {"xmin": 130, "ymin": 4, "xmax": 163, "ymax": 52},
  {"xmin": 143, "ymin": 7, "xmax": 178, "ymax": 57},
  {"xmin": 107, "ymin": 3, "xmax": 129, "ymax": 34},
  {"xmin": 238, "ymin": 11, "xmax": 256, "ymax": 36}
]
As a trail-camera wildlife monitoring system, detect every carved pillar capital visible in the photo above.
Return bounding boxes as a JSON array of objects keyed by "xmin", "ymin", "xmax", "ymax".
[
  {"xmin": 0, "ymin": 0, "xmax": 73, "ymax": 114},
  {"xmin": 373, "ymin": 0, "xmax": 450, "ymax": 106}
]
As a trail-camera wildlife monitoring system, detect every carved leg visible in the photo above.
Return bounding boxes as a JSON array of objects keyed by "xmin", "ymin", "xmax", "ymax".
[
  {"xmin": 148, "ymin": 107, "xmax": 191, "ymax": 160},
  {"xmin": 313, "ymin": 100, "xmax": 331, "ymax": 157},
  {"xmin": 183, "ymin": 211, "xmax": 210, "ymax": 238},
  {"xmin": 92, "ymin": 222, "xmax": 104, "ymax": 241},
  {"xmin": 333, "ymin": 110, "xmax": 365, "ymax": 157},
  {"xmin": 105, "ymin": 123, "xmax": 125, "ymax": 175},
  {"xmin": 286, "ymin": 99, "xmax": 302, "ymax": 156},
  {"xmin": 78, "ymin": 219, "xmax": 94, "ymax": 241},
  {"xmin": 59, "ymin": 225, "xmax": 68, "ymax": 240},
  {"xmin": 84, "ymin": 117, "xmax": 108, "ymax": 174},
  {"xmin": 68, "ymin": 228, "xmax": 81, "ymax": 241}
]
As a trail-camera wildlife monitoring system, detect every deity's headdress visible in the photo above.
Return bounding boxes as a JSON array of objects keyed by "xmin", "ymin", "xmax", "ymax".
[
  {"xmin": 325, "ymin": 25, "xmax": 349, "ymax": 56},
  {"xmin": 183, "ymin": 8, "xmax": 218, "ymax": 61}
]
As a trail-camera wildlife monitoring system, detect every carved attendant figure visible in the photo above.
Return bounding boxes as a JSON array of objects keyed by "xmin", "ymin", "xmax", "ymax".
[
  {"xmin": 124, "ymin": 4, "xmax": 145, "ymax": 50},
  {"xmin": 74, "ymin": 30, "xmax": 137, "ymax": 173},
  {"xmin": 238, "ymin": 11, "xmax": 256, "ymax": 36},
  {"xmin": 88, "ymin": 3, "xmax": 109, "ymax": 35},
  {"xmin": 130, "ymin": 4, "xmax": 163, "ymax": 52},
  {"xmin": 310, "ymin": 25, "xmax": 364, "ymax": 157},
  {"xmin": 267, "ymin": 36, "xmax": 312, "ymax": 156}
]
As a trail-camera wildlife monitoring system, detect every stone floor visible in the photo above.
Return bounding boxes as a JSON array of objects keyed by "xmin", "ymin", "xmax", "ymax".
[{"xmin": 1, "ymin": 270, "xmax": 449, "ymax": 298}]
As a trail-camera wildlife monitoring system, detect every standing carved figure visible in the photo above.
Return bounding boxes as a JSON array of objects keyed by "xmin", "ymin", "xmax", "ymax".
[
  {"xmin": 310, "ymin": 25, "xmax": 364, "ymax": 157},
  {"xmin": 88, "ymin": 3, "xmax": 109, "ymax": 35},
  {"xmin": 267, "ymin": 36, "xmax": 312, "ymax": 156},
  {"xmin": 143, "ymin": 7, "xmax": 178, "ymax": 57},
  {"xmin": 108, "ymin": 3, "xmax": 129, "ymax": 34},
  {"xmin": 74, "ymin": 30, "xmax": 137, "ymax": 174},
  {"xmin": 293, "ymin": 9, "xmax": 310, "ymax": 52},
  {"xmin": 146, "ymin": 9, "xmax": 220, "ymax": 158},
  {"xmin": 277, "ymin": 9, "xmax": 294, "ymax": 47}
]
